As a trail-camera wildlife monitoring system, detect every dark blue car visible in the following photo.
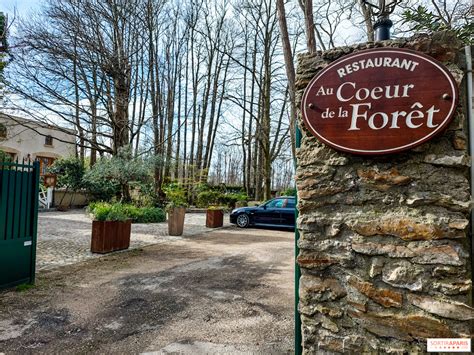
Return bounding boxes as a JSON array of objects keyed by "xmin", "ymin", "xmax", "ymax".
[{"xmin": 230, "ymin": 196, "xmax": 296, "ymax": 229}]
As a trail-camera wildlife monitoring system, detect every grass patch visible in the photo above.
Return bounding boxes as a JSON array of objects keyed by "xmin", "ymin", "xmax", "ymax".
[{"xmin": 16, "ymin": 283, "xmax": 35, "ymax": 292}]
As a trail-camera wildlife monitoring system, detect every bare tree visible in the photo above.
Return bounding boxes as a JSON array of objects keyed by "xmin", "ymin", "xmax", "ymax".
[
  {"xmin": 276, "ymin": 0, "xmax": 296, "ymax": 159},
  {"xmin": 4, "ymin": 0, "xmax": 298, "ymax": 200},
  {"xmin": 298, "ymin": 0, "xmax": 317, "ymax": 53},
  {"xmin": 5, "ymin": 0, "xmax": 148, "ymax": 157},
  {"xmin": 358, "ymin": 0, "xmax": 375, "ymax": 41}
]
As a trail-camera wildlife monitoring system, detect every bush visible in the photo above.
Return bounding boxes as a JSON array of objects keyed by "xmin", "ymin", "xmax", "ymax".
[
  {"xmin": 106, "ymin": 205, "xmax": 128, "ymax": 222},
  {"xmin": 130, "ymin": 181, "xmax": 157, "ymax": 207},
  {"xmin": 207, "ymin": 205, "xmax": 226, "ymax": 210},
  {"xmin": 218, "ymin": 192, "xmax": 248, "ymax": 209},
  {"xmin": 88, "ymin": 202, "xmax": 128, "ymax": 221},
  {"xmin": 194, "ymin": 182, "xmax": 213, "ymax": 194},
  {"xmin": 222, "ymin": 185, "xmax": 246, "ymax": 194},
  {"xmin": 196, "ymin": 190, "xmax": 248, "ymax": 208},
  {"xmin": 163, "ymin": 182, "xmax": 188, "ymax": 209},
  {"xmin": 136, "ymin": 207, "xmax": 166, "ymax": 223},
  {"xmin": 118, "ymin": 204, "xmax": 140, "ymax": 220},
  {"xmin": 0, "ymin": 149, "xmax": 12, "ymax": 163},
  {"xmin": 48, "ymin": 157, "xmax": 84, "ymax": 190},
  {"xmin": 281, "ymin": 187, "xmax": 296, "ymax": 196},
  {"xmin": 88, "ymin": 202, "xmax": 166, "ymax": 223},
  {"xmin": 196, "ymin": 190, "xmax": 221, "ymax": 207},
  {"xmin": 83, "ymin": 171, "xmax": 121, "ymax": 202},
  {"xmin": 83, "ymin": 147, "xmax": 153, "ymax": 202}
]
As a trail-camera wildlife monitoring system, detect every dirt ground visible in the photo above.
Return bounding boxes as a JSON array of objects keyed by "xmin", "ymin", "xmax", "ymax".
[{"xmin": 0, "ymin": 226, "xmax": 294, "ymax": 354}]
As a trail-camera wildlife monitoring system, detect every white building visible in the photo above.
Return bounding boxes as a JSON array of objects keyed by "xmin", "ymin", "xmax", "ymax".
[{"xmin": 0, "ymin": 114, "xmax": 76, "ymax": 175}]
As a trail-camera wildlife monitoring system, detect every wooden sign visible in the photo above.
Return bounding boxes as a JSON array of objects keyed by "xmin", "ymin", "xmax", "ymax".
[{"xmin": 301, "ymin": 48, "xmax": 459, "ymax": 155}]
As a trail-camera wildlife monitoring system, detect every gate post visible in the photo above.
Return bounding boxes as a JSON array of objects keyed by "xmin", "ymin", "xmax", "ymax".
[
  {"xmin": 30, "ymin": 160, "xmax": 40, "ymax": 284},
  {"xmin": 295, "ymin": 32, "xmax": 472, "ymax": 353},
  {"xmin": 294, "ymin": 127, "xmax": 302, "ymax": 355}
]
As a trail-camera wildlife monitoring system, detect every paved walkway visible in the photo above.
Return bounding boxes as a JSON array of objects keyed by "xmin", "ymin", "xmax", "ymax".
[{"xmin": 37, "ymin": 210, "xmax": 231, "ymax": 271}]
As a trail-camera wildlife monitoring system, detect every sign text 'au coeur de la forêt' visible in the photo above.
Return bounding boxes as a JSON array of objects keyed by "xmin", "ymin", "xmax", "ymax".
[{"xmin": 301, "ymin": 48, "xmax": 459, "ymax": 155}]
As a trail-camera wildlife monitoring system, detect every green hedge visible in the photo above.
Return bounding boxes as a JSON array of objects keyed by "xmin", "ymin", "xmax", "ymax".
[
  {"xmin": 88, "ymin": 202, "xmax": 166, "ymax": 223},
  {"xmin": 281, "ymin": 187, "xmax": 296, "ymax": 196},
  {"xmin": 196, "ymin": 190, "xmax": 221, "ymax": 207},
  {"xmin": 218, "ymin": 193, "xmax": 248, "ymax": 208},
  {"xmin": 196, "ymin": 190, "xmax": 248, "ymax": 208}
]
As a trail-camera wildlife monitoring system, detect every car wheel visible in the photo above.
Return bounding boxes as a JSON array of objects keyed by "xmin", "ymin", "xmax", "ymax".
[{"xmin": 236, "ymin": 213, "xmax": 250, "ymax": 228}]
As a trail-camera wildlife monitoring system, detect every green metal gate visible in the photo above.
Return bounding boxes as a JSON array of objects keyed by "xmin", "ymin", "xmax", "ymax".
[{"xmin": 0, "ymin": 159, "xmax": 40, "ymax": 289}]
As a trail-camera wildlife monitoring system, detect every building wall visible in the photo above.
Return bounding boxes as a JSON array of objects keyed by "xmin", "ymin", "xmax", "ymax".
[
  {"xmin": 295, "ymin": 32, "xmax": 472, "ymax": 353},
  {"xmin": 0, "ymin": 115, "xmax": 76, "ymax": 166}
]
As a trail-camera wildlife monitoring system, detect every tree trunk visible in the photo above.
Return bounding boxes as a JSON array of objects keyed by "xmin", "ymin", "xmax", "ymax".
[
  {"xmin": 276, "ymin": 0, "xmax": 297, "ymax": 159},
  {"xmin": 300, "ymin": 0, "xmax": 317, "ymax": 53},
  {"xmin": 359, "ymin": 0, "xmax": 375, "ymax": 42}
]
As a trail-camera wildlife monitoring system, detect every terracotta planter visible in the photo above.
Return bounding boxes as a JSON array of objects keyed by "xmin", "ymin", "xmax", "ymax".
[
  {"xmin": 168, "ymin": 207, "xmax": 186, "ymax": 236},
  {"xmin": 91, "ymin": 220, "xmax": 131, "ymax": 254},
  {"xmin": 206, "ymin": 209, "xmax": 224, "ymax": 228}
]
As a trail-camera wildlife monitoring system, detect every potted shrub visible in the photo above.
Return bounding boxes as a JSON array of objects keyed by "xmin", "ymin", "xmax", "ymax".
[
  {"xmin": 164, "ymin": 183, "xmax": 188, "ymax": 236},
  {"xmin": 206, "ymin": 206, "xmax": 224, "ymax": 228},
  {"xmin": 89, "ymin": 203, "xmax": 132, "ymax": 254}
]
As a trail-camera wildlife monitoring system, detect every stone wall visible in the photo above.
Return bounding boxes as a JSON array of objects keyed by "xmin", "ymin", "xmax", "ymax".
[{"xmin": 295, "ymin": 32, "xmax": 473, "ymax": 353}]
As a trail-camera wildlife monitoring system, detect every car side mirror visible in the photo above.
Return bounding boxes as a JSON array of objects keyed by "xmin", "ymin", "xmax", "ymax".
[{"xmin": 262, "ymin": 205, "xmax": 267, "ymax": 209}]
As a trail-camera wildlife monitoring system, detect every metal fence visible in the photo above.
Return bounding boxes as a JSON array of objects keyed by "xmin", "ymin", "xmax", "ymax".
[{"xmin": 0, "ymin": 159, "xmax": 40, "ymax": 289}]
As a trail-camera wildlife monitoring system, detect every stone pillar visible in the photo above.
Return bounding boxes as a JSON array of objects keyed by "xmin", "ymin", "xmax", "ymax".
[{"xmin": 295, "ymin": 32, "xmax": 473, "ymax": 353}]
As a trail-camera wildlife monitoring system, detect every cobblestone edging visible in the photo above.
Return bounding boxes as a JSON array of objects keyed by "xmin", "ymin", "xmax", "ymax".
[
  {"xmin": 37, "ymin": 211, "xmax": 231, "ymax": 271},
  {"xmin": 295, "ymin": 32, "xmax": 472, "ymax": 353}
]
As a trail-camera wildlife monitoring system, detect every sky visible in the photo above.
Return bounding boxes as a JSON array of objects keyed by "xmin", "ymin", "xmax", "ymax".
[{"xmin": 0, "ymin": 0, "xmax": 40, "ymax": 18}]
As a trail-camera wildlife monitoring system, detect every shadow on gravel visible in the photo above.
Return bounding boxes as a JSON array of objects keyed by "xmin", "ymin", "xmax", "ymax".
[
  {"xmin": 251, "ymin": 226, "xmax": 295, "ymax": 232},
  {"xmin": 94, "ymin": 255, "xmax": 282, "ymax": 343},
  {"xmin": 190, "ymin": 232, "xmax": 291, "ymax": 245}
]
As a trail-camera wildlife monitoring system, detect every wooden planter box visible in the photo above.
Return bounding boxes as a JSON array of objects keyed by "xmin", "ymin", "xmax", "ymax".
[
  {"xmin": 91, "ymin": 220, "xmax": 131, "ymax": 254},
  {"xmin": 206, "ymin": 209, "xmax": 224, "ymax": 228},
  {"xmin": 168, "ymin": 207, "xmax": 186, "ymax": 236}
]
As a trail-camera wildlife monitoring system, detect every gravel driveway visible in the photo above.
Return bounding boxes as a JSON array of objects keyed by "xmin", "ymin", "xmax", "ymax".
[
  {"xmin": 0, "ymin": 226, "xmax": 294, "ymax": 354},
  {"xmin": 37, "ymin": 210, "xmax": 231, "ymax": 270}
]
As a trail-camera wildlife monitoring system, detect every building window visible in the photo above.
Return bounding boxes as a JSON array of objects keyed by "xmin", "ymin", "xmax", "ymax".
[
  {"xmin": 45, "ymin": 135, "xmax": 53, "ymax": 146},
  {"xmin": 0, "ymin": 123, "xmax": 6, "ymax": 139},
  {"xmin": 37, "ymin": 156, "xmax": 56, "ymax": 176}
]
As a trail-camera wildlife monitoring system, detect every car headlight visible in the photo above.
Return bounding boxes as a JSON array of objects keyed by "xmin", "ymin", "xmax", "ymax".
[{"xmin": 231, "ymin": 209, "xmax": 239, "ymax": 214}]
